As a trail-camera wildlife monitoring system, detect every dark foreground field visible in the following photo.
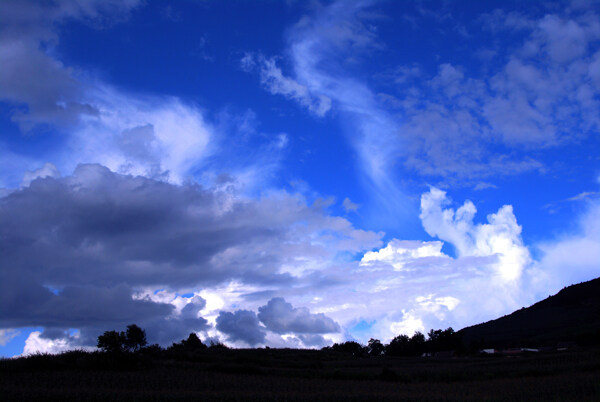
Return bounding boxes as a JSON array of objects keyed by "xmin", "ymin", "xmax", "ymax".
[{"xmin": 2, "ymin": 347, "xmax": 600, "ymax": 401}]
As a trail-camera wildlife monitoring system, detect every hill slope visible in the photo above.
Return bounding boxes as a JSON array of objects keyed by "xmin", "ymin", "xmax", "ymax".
[{"xmin": 459, "ymin": 277, "xmax": 600, "ymax": 348}]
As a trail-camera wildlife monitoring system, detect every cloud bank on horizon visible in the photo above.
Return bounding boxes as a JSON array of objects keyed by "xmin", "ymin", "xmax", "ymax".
[{"xmin": 0, "ymin": 0, "xmax": 599, "ymax": 356}]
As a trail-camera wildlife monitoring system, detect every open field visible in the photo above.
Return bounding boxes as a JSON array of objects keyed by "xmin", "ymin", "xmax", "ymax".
[{"xmin": 2, "ymin": 347, "xmax": 600, "ymax": 401}]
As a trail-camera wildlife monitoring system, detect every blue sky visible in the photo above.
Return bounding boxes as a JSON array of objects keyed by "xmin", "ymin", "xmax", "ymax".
[{"xmin": 1, "ymin": 0, "xmax": 599, "ymax": 356}]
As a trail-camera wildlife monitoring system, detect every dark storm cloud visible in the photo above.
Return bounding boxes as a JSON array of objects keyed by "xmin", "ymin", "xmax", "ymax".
[
  {"xmin": 0, "ymin": 163, "xmax": 380, "ymax": 347},
  {"xmin": 257, "ymin": 297, "xmax": 340, "ymax": 334},
  {"xmin": 0, "ymin": 283, "xmax": 172, "ymax": 329},
  {"xmin": 0, "ymin": 164, "xmax": 292, "ymax": 290},
  {"xmin": 216, "ymin": 310, "xmax": 266, "ymax": 346}
]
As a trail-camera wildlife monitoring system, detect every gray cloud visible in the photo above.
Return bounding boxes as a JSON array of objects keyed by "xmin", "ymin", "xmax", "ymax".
[
  {"xmin": 297, "ymin": 334, "xmax": 330, "ymax": 348},
  {"xmin": 21, "ymin": 163, "xmax": 61, "ymax": 187},
  {"xmin": 399, "ymin": 10, "xmax": 600, "ymax": 182},
  {"xmin": 0, "ymin": 283, "xmax": 172, "ymax": 329},
  {"xmin": 0, "ymin": 0, "xmax": 140, "ymax": 129},
  {"xmin": 275, "ymin": 1, "xmax": 599, "ymax": 185},
  {"xmin": 258, "ymin": 297, "xmax": 340, "ymax": 334},
  {"xmin": 216, "ymin": 310, "xmax": 266, "ymax": 346},
  {"xmin": 0, "ymin": 163, "xmax": 379, "ymax": 347},
  {"xmin": 1, "ymin": 164, "xmax": 287, "ymax": 289}
]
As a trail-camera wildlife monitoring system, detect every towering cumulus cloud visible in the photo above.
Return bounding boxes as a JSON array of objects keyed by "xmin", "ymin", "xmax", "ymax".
[
  {"xmin": 420, "ymin": 187, "xmax": 531, "ymax": 282},
  {"xmin": 348, "ymin": 186, "xmax": 534, "ymax": 342}
]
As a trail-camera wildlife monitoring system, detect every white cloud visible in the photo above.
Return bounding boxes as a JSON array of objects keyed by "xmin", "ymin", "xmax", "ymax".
[
  {"xmin": 69, "ymin": 88, "xmax": 213, "ymax": 183},
  {"xmin": 5, "ymin": 176, "xmax": 595, "ymax": 350},
  {"xmin": 1, "ymin": 164, "xmax": 384, "ymax": 348},
  {"xmin": 250, "ymin": 0, "xmax": 599, "ymax": 192},
  {"xmin": 420, "ymin": 187, "xmax": 531, "ymax": 282},
  {"xmin": 2, "ymin": 1, "xmax": 599, "ymax": 353},
  {"xmin": 242, "ymin": 3, "xmax": 409, "ymax": 221},
  {"xmin": 258, "ymin": 56, "xmax": 331, "ymax": 117},
  {"xmin": 534, "ymin": 14, "xmax": 592, "ymax": 63},
  {"xmin": 416, "ymin": 295, "xmax": 460, "ymax": 317},
  {"xmin": 0, "ymin": 329, "xmax": 19, "ymax": 346},
  {"xmin": 23, "ymin": 331, "xmax": 86, "ymax": 355},
  {"xmin": 342, "ymin": 197, "xmax": 359, "ymax": 212},
  {"xmin": 293, "ymin": 186, "xmax": 533, "ymax": 342},
  {"xmin": 21, "ymin": 162, "xmax": 60, "ymax": 187},
  {"xmin": 390, "ymin": 311, "xmax": 425, "ymax": 336},
  {"xmin": 533, "ymin": 196, "xmax": 600, "ymax": 297},
  {"xmin": 360, "ymin": 240, "xmax": 447, "ymax": 271},
  {"xmin": 0, "ymin": 0, "xmax": 287, "ymax": 192},
  {"xmin": 281, "ymin": 1, "xmax": 412, "ymax": 221},
  {"xmin": 239, "ymin": 52, "xmax": 256, "ymax": 72},
  {"xmin": 302, "ymin": 185, "xmax": 598, "ymax": 344},
  {"xmin": 590, "ymin": 51, "xmax": 600, "ymax": 89},
  {"xmin": 359, "ymin": 6, "xmax": 599, "ymax": 182}
]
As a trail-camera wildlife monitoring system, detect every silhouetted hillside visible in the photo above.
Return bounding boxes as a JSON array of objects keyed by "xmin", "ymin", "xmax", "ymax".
[{"xmin": 459, "ymin": 277, "xmax": 600, "ymax": 349}]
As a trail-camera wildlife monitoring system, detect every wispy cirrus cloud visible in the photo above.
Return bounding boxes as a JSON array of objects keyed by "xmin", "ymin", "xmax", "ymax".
[
  {"xmin": 249, "ymin": 1, "xmax": 599, "ymax": 188},
  {"xmin": 241, "ymin": 53, "xmax": 332, "ymax": 117},
  {"xmin": 242, "ymin": 1, "xmax": 410, "ymax": 222},
  {"xmin": 0, "ymin": 329, "xmax": 19, "ymax": 347}
]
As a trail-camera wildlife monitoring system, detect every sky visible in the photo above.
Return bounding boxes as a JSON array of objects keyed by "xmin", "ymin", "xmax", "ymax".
[{"xmin": 0, "ymin": 0, "xmax": 599, "ymax": 356}]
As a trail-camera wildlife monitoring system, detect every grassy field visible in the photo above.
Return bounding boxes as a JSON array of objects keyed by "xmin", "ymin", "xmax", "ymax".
[{"xmin": 2, "ymin": 347, "xmax": 600, "ymax": 401}]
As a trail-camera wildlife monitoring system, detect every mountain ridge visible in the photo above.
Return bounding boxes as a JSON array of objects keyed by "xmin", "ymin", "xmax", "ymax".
[{"xmin": 458, "ymin": 277, "xmax": 600, "ymax": 348}]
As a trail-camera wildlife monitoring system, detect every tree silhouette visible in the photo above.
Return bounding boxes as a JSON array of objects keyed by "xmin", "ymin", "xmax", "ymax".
[
  {"xmin": 97, "ymin": 330, "xmax": 126, "ymax": 353},
  {"xmin": 326, "ymin": 341, "xmax": 365, "ymax": 355},
  {"xmin": 367, "ymin": 338, "xmax": 384, "ymax": 356},
  {"xmin": 410, "ymin": 331, "xmax": 426, "ymax": 354},
  {"xmin": 386, "ymin": 334, "xmax": 411, "ymax": 356},
  {"xmin": 124, "ymin": 324, "xmax": 147, "ymax": 352},
  {"xmin": 426, "ymin": 327, "xmax": 457, "ymax": 352},
  {"xmin": 97, "ymin": 324, "xmax": 147, "ymax": 353}
]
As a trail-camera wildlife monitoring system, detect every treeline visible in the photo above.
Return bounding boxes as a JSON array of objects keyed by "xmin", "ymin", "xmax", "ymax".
[
  {"xmin": 96, "ymin": 325, "xmax": 228, "ymax": 357},
  {"xmin": 95, "ymin": 325, "xmax": 460, "ymax": 358},
  {"xmin": 324, "ymin": 328, "xmax": 460, "ymax": 357}
]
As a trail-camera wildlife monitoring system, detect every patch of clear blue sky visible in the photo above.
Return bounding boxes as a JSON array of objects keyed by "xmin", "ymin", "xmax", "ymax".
[{"xmin": 349, "ymin": 319, "xmax": 377, "ymax": 340}]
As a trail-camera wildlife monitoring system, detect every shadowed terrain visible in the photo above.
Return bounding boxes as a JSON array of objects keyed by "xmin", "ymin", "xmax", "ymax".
[
  {"xmin": 459, "ymin": 277, "xmax": 600, "ymax": 349},
  {"xmin": 2, "ymin": 347, "xmax": 600, "ymax": 401}
]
